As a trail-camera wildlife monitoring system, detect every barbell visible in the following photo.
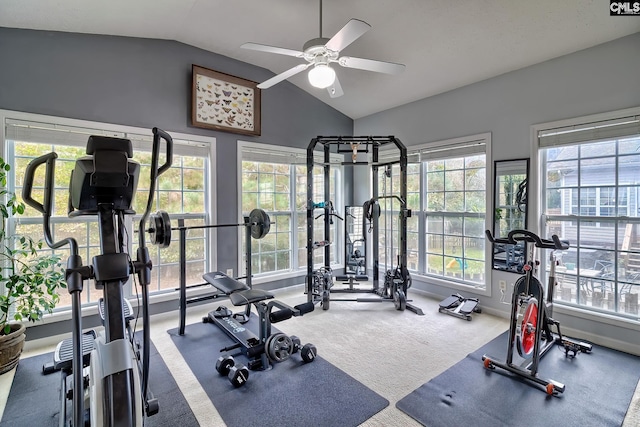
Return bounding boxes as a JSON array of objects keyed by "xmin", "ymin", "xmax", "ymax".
[{"xmin": 147, "ymin": 208, "xmax": 271, "ymax": 248}]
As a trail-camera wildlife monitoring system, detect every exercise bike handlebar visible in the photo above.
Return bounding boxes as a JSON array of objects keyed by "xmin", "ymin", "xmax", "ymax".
[
  {"xmin": 22, "ymin": 152, "xmax": 79, "ymax": 255},
  {"xmin": 485, "ymin": 229, "xmax": 569, "ymax": 250}
]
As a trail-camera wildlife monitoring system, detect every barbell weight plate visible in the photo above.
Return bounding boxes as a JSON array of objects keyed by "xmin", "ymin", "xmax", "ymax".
[
  {"xmin": 149, "ymin": 210, "xmax": 171, "ymax": 248},
  {"xmin": 394, "ymin": 290, "xmax": 406, "ymax": 311},
  {"xmin": 265, "ymin": 332, "xmax": 293, "ymax": 363},
  {"xmin": 249, "ymin": 208, "xmax": 271, "ymax": 239}
]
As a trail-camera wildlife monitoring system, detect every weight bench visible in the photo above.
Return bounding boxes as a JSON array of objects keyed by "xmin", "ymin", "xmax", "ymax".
[
  {"xmin": 203, "ymin": 271, "xmax": 274, "ymax": 323},
  {"xmin": 438, "ymin": 294, "xmax": 481, "ymax": 321},
  {"xmin": 202, "ymin": 271, "xmax": 314, "ymax": 371}
]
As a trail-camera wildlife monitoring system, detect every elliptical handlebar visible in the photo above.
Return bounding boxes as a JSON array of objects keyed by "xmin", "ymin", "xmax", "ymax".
[
  {"xmin": 22, "ymin": 151, "xmax": 79, "ymax": 255},
  {"xmin": 138, "ymin": 127, "xmax": 173, "ymax": 248},
  {"xmin": 485, "ymin": 229, "xmax": 569, "ymax": 250}
]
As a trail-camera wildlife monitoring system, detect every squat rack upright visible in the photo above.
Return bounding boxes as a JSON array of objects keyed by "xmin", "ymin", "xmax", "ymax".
[{"xmin": 306, "ymin": 135, "xmax": 423, "ymax": 315}]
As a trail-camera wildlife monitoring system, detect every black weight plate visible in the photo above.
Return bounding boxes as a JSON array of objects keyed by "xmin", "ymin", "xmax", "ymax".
[
  {"xmin": 394, "ymin": 290, "xmax": 406, "ymax": 311},
  {"xmin": 322, "ymin": 290, "xmax": 330, "ymax": 311},
  {"xmin": 265, "ymin": 333, "xmax": 293, "ymax": 362},
  {"xmin": 249, "ymin": 208, "xmax": 270, "ymax": 239},
  {"xmin": 149, "ymin": 210, "xmax": 171, "ymax": 248}
]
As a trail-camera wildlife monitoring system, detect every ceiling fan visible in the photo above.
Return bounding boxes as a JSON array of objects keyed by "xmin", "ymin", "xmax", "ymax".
[{"xmin": 241, "ymin": 0, "xmax": 405, "ymax": 98}]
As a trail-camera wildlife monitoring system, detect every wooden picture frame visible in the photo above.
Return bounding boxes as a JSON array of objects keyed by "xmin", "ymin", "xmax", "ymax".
[{"xmin": 191, "ymin": 65, "xmax": 261, "ymax": 136}]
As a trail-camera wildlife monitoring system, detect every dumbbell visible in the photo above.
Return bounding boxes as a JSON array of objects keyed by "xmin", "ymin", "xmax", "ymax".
[
  {"xmin": 289, "ymin": 336, "xmax": 317, "ymax": 363},
  {"xmin": 215, "ymin": 355, "xmax": 249, "ymax": 387}
]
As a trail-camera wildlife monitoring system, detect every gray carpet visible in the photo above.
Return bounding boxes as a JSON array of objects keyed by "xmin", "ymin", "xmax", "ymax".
[
  {"xmin": 168, "ymin": 319, "xmax": 389, "ymax": 427},
  {"xmin": 396, "ymin": 331, "xmax": 640, "ymax": 427},
  {"xmin": 0, "ymin": 342, "xmax": 196, "ymax": 427}
]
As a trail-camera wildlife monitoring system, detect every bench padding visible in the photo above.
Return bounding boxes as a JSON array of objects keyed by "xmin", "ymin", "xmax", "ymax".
[
  {"xmin": 230, "ymin": 289, "xmax": 274, "ymax": 306},
  {"xmin": 203, "ymin": 271, "xmax": 250, "ymax": 294}
]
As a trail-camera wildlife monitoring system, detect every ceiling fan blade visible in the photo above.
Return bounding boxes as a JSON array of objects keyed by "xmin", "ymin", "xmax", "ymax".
[
  {"xmin": 257, "ymin": 63, "xmax": 310, "ymax": 89},
  {"xmin": 327, "ymin": 75, "xmax": 343, "ymax": 98},
  {"xmin": 338, "ymin": 56, "xmax": 406, "ymax": 75},
  {"xmin": 324, "ymin": 19, "xmax": 371, "ymax": 52},
  {"xmin": 241, "ymin": 42, "xmax": 304, "ymax": 58}
]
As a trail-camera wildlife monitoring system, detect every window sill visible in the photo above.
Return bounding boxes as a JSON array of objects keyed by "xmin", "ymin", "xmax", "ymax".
[
  {"xmin": 24, "ymin": 285, "xmax": 223, "ymax": 329},
  {"xmin": 410, "ymin": 272, "xmax": 491, "ymax": 297},
  {"xmin": 553, "ymin": 303, "xmax": 640, "ymax": 331}
]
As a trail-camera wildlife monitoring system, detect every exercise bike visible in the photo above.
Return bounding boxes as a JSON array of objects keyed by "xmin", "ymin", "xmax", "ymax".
[
  {"xmin": 24, "ymin": 127, "xmax": 173, "ymax": 425},
  {"xmin": 483, "ymin": 229, "xmax": 592, "ymax": 395}
]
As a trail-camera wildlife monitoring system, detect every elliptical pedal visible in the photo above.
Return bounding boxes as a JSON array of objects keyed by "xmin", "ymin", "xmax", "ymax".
[
  {"xmin": 43, "ymin": 330, "xmax": 96, "ymax": 374},
  {"xmin": 98, "ymin": 297, "xmax": 135, "ymax": 324}
]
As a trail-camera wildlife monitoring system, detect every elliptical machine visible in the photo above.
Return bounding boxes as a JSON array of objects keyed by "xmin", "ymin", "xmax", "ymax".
[
  {"xmin": 483, "ymin": 229, "xmax": 592, "ymax": 395},
  {"xmin": 23, "ymin": 127, "xmax": 173, "ymax": 425}
]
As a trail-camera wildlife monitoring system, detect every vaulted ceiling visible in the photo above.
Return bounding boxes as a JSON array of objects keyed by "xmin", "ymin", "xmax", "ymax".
[{"xmin": 1, "ymin": 0, "xmax": 638, "ymax": 119}]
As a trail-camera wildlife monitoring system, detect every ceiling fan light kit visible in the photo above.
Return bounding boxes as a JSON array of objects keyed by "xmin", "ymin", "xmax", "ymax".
[
  {"xmin": 308, "ymin": 63, "xmax": 336, "ymax": 88},
  {"xmin": 241, "ymin": 0, "xmax": 405, "ymax": 97}
]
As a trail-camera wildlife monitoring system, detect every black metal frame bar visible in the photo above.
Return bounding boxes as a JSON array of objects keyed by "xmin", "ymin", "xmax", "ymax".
[{"xmin": 178, "ymin": 216, "xmax": 254, "ymax": 335}]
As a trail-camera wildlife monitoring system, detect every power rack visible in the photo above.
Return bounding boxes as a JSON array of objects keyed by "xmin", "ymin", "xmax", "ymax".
[{"xmin": 306, "ymin": 136, "xmax": 423, "ymax": 315}]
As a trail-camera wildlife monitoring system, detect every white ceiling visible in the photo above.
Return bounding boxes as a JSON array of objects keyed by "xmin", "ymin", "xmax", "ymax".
[{"xmin": 1, "ymin": 0, "xmax": 638, "ymax": 119}]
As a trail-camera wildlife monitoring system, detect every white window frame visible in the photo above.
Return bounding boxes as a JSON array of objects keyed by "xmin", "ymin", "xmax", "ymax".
[
  {"xmin": 532, "ymin": 106, "xmax": 640, "ymax": 325},
  {"xmin": 237, "ymin": 140, "xmax": 343, "ymax": 283},
  {"xmin": 0, "ymin": 109, "xmax": 217, "ymax": 320},
  {"xmin": 380, "ymin": 133, "xmax": 492, "ymax": 296}
]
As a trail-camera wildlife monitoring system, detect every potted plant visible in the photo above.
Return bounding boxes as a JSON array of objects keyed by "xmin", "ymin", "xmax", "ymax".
[{"xmin": 0, "ymin": 156, "xmax": 66, "ymax": 374}]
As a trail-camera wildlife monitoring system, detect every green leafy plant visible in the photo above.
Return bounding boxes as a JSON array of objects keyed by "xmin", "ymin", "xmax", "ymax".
[{"xmin": 0, "ymin": 156, "xmax": 66, "ymax": 334}]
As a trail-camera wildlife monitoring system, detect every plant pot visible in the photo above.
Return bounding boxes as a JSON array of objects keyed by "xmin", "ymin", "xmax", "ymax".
[{"xmin": 0, "ymin": 323, "xmax": 26, "ymax": 375}]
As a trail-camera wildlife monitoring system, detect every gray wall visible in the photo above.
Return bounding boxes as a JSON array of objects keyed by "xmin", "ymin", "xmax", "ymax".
[
  {"xmin": 354, "ymin": 32, "xmax": 640, "ymax": 352},
  {"xmin": 0, "ymin": 27, "xmax": 352, "ymax": 281}
]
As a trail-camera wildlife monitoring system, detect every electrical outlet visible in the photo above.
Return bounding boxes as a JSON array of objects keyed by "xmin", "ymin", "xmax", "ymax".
[
  {"xmin": 226, "ymin": 268, "xmax": 233, "ymax": 278},
  {"xmin": 499, "ymin": 280, "xmax": 506, "ymax": 291}
]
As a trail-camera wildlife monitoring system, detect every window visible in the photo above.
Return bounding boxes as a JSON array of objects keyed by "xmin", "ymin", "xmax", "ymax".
[
  {"xmin": 538, "ymin": 108, "xmax": 640, "ymax": 318},
  {"xmin": 3, "ymin": 114, "xmax": 213, "ymax": 310},
  {"xmin": 423, "ymin": 151, "xmax": 486, "ymax": 287},
  {"xmin": 378, "ymin": 134, "xmax": 489, "ymax": 290},
  {"xmin": 239, "ymin": 141, "xmax": 341, "ymax": 277}
]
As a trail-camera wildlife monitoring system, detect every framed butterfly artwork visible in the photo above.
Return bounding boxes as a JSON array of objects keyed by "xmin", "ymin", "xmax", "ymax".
[{"xmin": 191, "ymin": 65, "xmax": 261, "ymax": 136}]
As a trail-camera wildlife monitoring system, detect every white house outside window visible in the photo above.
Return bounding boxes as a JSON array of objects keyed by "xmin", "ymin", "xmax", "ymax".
[{"xmin": 538, "ymin": 109, "xmax": 640, "ymax": 319}]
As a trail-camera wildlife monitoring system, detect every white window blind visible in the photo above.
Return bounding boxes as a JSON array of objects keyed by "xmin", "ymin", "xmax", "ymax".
[
  {"xmin": 240, "ymin": 141, "xmax": 340, "ymax": 165},
  {"xmin": 417, "ymin": 138, "xmax": 486, "ymax": 161},
  {"xmin": 377, "ymin": 137, "xmax": 487, "ymax": 164},
  {"xmin": 538, "ymin": 115, "xmax": 640, "ymax": 148},
  {"xmin": 5, "ymin": 119, "xmax": 211, "ymax": 157}
]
